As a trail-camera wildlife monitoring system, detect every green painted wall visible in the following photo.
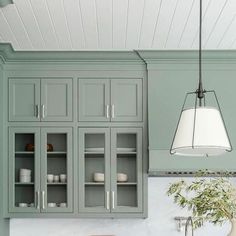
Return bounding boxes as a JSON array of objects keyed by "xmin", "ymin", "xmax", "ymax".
[
  {"xmin": 138, "ymin": 50, "xmax": 236, "ymax": 173},
  {"xmin": 0, "ymin": 61, "xmax": 9, "ymax": 235}
]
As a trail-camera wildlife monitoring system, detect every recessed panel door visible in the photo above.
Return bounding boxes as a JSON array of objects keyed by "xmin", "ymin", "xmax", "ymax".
[
  {"xmin": 78, "ymin": 79, "xmax": 110, "ymax": 122},
  {"xmin": 9, "ymin": 78, "xmax": 40, "ymax": 121},
  {"xmin": 41, "ymin": 79, "xmax": 73, "ymax": 121},
  {"xmin": 110, "ymin": 79, "xmax": 143, "ymax": 122}
]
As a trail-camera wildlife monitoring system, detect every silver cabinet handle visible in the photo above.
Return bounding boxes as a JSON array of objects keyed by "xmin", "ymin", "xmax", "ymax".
[
  {"xmin": 41, "ymin": 191, "xmax": 45, "ymax": 209},
  {"xmin": 106, "ymin": 191, "xmax": 110, "ymax": 210},
  {"xmin": 112, "ymin": 191, "xmax": 115, "ymax": 209},
  {"xmin": 41, "ymin": 105, "xmax": 45, "ymax": 119},
  {"xmin": 111, "ymin": 104, "xmax": 115, "ymax": 118},
  {"xmin": 36, "ymin": 191, "xmax": 40, "ymax": 209},
  {"xmin": 35, "ymin": 105, "xmax": 40, "ymax": 119},
  {"xmin": 106, "ymin": 105, "xmax": 110, "ymax": 119}
]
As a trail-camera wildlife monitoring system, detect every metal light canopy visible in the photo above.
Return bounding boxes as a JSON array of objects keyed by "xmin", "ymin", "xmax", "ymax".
[{"xmin": 170, "ymin": 0, "xmax": 232, "ymax": 157}]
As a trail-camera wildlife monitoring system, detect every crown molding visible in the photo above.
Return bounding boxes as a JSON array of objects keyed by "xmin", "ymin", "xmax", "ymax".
[
  {"xmin": 0, "ymin": 0, "xmax": 13, "ymax": 7},
  {"xmin": 0, "ymin": 43, "xmax": 143, "ymax": 65}
]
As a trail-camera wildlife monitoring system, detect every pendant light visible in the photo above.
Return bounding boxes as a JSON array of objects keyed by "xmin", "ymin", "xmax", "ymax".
[{"xmin": 170, "ymin": 0, "xmax": 232, "ymax": 157}]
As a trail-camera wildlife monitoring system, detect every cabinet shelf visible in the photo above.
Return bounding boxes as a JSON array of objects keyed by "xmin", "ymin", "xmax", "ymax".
[
  {"xmin": 47, "ymin": 183, "xmax": 67, "ymax": 185},
  {"xmin": 15, "ymin": 152, "xmax": 34, "ymax": 155},
  {"xmin": 84, "ymin": 152, "xmax": 104, "ymax": 155},
  {"xmin": 47, "ymin": 152, "xmax": 67, "ymax": 155},
  {"xmin": 117, "ymin": 152, "xmax": 137, "ymax": 155},
  {"xmin": 15, "ymin": 182, "xmax": 34, "ymax": 185},
  {"xmin": 117, "ymin": 182, "xmax": 137, "ymax": 185},
  {"xmin": 85, "ymin": 182, "xmax": 104, "ymax": 186}
]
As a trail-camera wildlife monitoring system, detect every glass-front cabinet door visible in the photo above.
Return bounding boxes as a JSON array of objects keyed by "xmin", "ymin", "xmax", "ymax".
[
  {"xmin": 9, "ymin": 127, "xmax": 41, "ymax": 213},
  {"xmin": 110, "ymin": 128, "xmax": 143, "ymax": 213},
  {"xmin": 40, "ymin": 128, "xmax": 73, "ymax": 213},
  {"xmin": 79, "ymin": 128, "xmax": 110, "ymax": 213}
]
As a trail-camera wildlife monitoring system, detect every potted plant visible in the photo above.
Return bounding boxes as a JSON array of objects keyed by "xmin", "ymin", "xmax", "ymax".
[{"xmin": 167, "ymin": 171, "xmax": 236, "ymax": 235}]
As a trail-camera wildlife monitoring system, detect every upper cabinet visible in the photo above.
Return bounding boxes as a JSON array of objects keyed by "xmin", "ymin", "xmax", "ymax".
[
  {"xmin": 78, "ymin": 78, "xmax": 143, "ymax": 122},
  {"xmin": 9, "ymin": 78, "xmax": 73, "ymax": 122}
]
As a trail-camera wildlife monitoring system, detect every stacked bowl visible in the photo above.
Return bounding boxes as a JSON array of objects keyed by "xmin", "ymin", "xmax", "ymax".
[{"xmin": 19, "ymin": 169, "xmax": 31, "ymax": 183}]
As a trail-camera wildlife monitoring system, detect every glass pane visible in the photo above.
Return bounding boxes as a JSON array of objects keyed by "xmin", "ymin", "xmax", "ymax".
[
  {"xmin": 116, "ymin": 133, "xmax": 138, "ymax": 207},
  {"xmin": 14, "ymin": 133, "xmax": 35, "ymax": 208},
  {"xmin": 46, "ymin": 133, "xmax": 68, "ymax": 209},
  {"xmin": 84, "ymin": 133, "xmax": 105, "ymax": 208}
]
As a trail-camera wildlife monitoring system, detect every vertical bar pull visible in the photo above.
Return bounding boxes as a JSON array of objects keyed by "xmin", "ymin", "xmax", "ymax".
[
  {"xmin": 106, "ymin": 191, "xmax": 110, "ymax": 210},
  {"xmin": 112, "ymin": 191, "xmax": 115, "ymax": 209},
  {"xmin": 36, "ymin": 191, "xmax": 40, "ymax": 209},
  {"xmin": 41, "ymin": 191, "xmax": 45, "ymax": 209},
  {"xmin": 106, "ymin": 105, "xmax": 110, "ymax": 119},
  {"xmin": 35, "ymin": 105, "xmax": 40, "ymax": 119},
  {"xmin": 111, "ymin": 104, "xmax": 115, "ymax": 118},
  {"xmin": 41, "ymin": 105, "xmax": 45, "ymax": 119}
]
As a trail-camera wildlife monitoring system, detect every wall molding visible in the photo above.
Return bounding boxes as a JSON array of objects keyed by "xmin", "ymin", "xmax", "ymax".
[
  {"xmin": 0, "ymin": 0, "xmax": 13, "ymax": 7},
  {"xmin": 1, "ymin": 43, "xmax": 236, "ymax": 68}
]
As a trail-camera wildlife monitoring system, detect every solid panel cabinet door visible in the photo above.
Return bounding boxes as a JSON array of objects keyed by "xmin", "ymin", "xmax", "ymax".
[
  {"xmin": 110, "ymin": 128, "xmax": 143, "ymax": 213},
  {"xmin": 111, "ymin": 79, "xmax": 143, "ymax": 122},
  {"xmin": 41, "ymin": 79, "xmax": 73, "ymax": 121},
  {"xmin": 78, "ymin": 79, "xmax": 110, "ymax": 121},
  {"xmin": 9, "ymin": 78, "xmax": 40, "ymax": 121},
  {"xmin": 40, "ymin": 128, "xmax": 73, "ymax": 213},
  {"xmin": 9, "ymin": 127, "xmax": 41, "ymax": 213},
  {"xmin": 78, "ymin": 128, "xmax": 111, "ymax": 213}
]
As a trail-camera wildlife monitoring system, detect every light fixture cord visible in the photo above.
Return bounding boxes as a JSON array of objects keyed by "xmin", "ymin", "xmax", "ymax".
[{"xmin": 198, "ymin": 0, "xmax": 204, "ymax": 104}]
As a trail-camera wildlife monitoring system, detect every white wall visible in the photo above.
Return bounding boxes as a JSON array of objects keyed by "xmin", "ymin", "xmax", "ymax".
[{"xmin": 10, "ymin": 178, "xmax": 231, "ymax": 236}]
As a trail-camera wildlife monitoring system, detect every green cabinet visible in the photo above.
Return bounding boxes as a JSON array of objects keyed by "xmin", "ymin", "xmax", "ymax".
[
  {"xmin": 78, "ymin": 78, "xmax": 143, "ymax": 122},
  {"xmin": 9, "ymin": 127, "xmax": 73, "ymax": 213},
  {"xmin": 78, "ymin": 127, "xmax": 143, "ymax": 214},
  {"xmin": 9, "ymin": 78, "xmax": 73, "ymax": 122}
]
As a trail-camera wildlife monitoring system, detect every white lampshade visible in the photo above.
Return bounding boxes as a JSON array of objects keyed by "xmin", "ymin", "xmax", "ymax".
[{"xmin": 170, "ymin": 107, "xmax": 231, "ymax": 156}]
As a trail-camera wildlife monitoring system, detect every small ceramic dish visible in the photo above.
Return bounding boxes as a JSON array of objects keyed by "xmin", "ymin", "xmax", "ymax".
[
  {"xmin": 94, "ymin": 173, "xmax": 104, "ymax": 182},
  {"xmin": 117, "ymin": 173, "xmax": 128, "ymax": 182}
]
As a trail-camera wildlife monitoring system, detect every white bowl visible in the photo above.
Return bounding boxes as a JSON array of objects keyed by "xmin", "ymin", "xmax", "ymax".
[
  {"xmin": 117, "ymin": 173, "xmax": 128, "ymax": 182},
  {"xmin": 94, "ymin": 173, "xmax": 104, "ymax": 182},
  {"xmin": 20, "ymin": 169, "xmax": 31, "ymax": 175},
  {"xmin": 48, "ymin": 202, "xmax": 57, "ymax": 208},
  {"xmin": 59, "ymin": 202, "xmax": 67, "ymax": 208},
  {"xmin": 19, "ymin": 203, "xmax": 28, "ymax": 207},
  {"xmin": 19, "ymin": 175, "xmax": 31, "ymax": 183}
]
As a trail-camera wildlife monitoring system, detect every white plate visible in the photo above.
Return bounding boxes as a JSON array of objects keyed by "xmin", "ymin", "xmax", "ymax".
[
  {"xmin": 117, "ymin": 148, "xmax": 136, "ymax": 152},
  {"xmin": 85, "ymin": 148, "xmax": 104, "ymax": 152}
]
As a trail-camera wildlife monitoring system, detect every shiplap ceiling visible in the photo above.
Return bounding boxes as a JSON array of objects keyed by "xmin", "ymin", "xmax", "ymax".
[{"xmin": 0, "ymin": 0, "xmax": 236, "ymax": 50}]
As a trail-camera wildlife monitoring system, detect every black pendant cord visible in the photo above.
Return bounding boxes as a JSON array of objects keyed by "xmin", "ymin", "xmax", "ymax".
[{"xmin": 197, "ymin": 0, "xmax": 204, "ymax": 104}]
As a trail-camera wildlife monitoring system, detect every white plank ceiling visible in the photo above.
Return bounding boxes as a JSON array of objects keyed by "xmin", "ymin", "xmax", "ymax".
[{"xmin": 0, "ymin": 0, "xmax": 236, "ymax": 50}]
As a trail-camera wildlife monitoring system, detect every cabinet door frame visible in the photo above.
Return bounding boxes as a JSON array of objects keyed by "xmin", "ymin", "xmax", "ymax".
[
  {"xmin": 40, "ymin": 127, "xmax": 73, "ymax": 213},
  {"xmin": 9, "ymin": 78, "xmax": 41, "ymax": 122},
  {"xmin": 8, "ymin": 127, "xmax": 41, "ymax": 213},
  {"xmin": 78, "ymin": 127, "xmax": 111, "ymax": 213},
  {"xmin": 78, "ymin": 78, "xmax": 110, "ymax": 122},
  {"xmin": 41, "ymin": 78, "xmax": 73, "ymax": 122},
  {"xmin": 110, "ymin": 127, "xmax": 143, "ymax": 213},
  {"xmin": 110, "ymin": 78, "xmax": 143, "ymax": 122}
]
